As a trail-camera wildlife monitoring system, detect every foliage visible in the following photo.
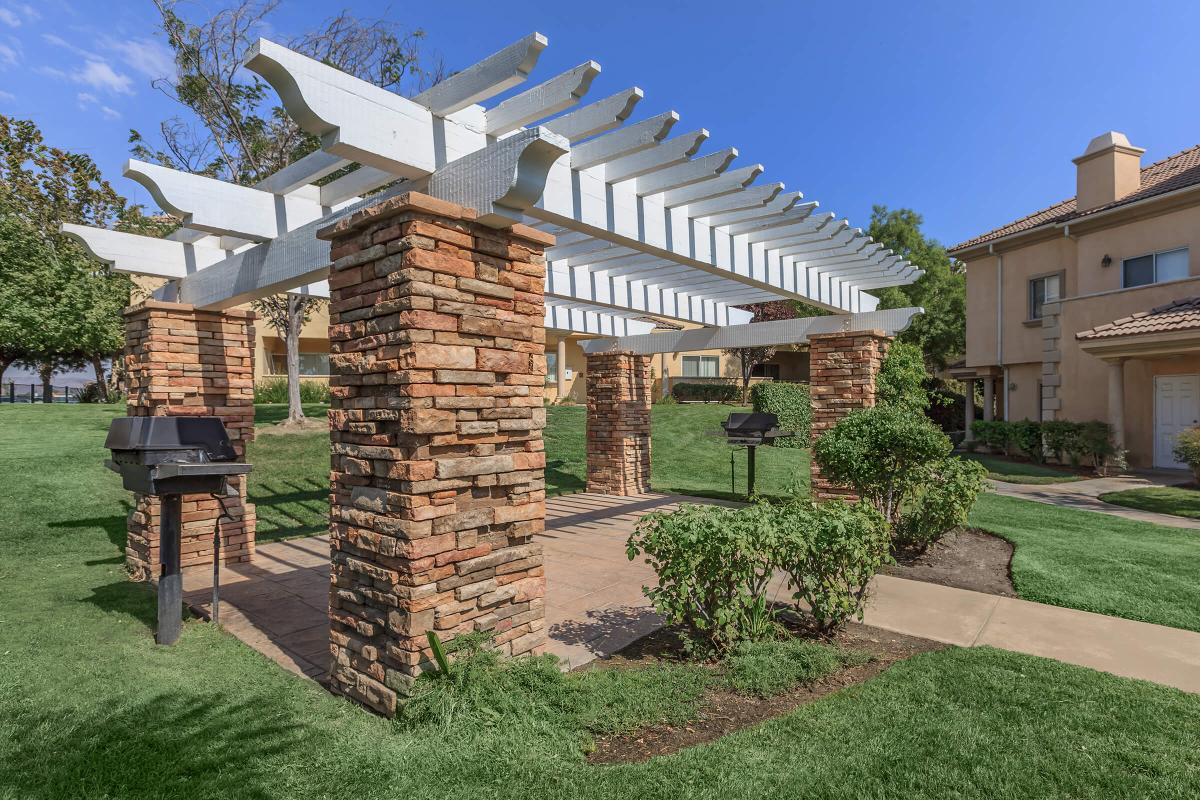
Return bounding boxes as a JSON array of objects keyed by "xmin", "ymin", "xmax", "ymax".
[
  {"xmin": 924, "ymin": 377, "xmax": 978, "ymax": 433},
  {"xmin": 1173, "ymin": 427, "xmax": 1200, "ymax": 481},
  {"xmin": 972, "ymin": 419, "xmax": 1121, "ymax": 473},
  {"xmin": 250, "ymin": 294, "xmax": 328, "ymax": 423},
  {"xmin": 893, "ymin": 458, "xmax": 988, "ymax": 549},
  {"xmin": 814, "ymin": 405, "xmax": 985, "ymax": 550},
  {"xmin": 626, "ymin": 503, "xmax": 780, "ymax": 654},
  {"xmin": 253, "ymin": 378, "xmax": 331, "ymax": 404},
  {"xmin": 1009, "ymin": 419, "xmax": 1046, "ymax": 464},
  {"xmin": 971, "ymin": 419, "xmax": 1012, "ymax": 454},
  {"xmin": 671, "ymin": 382, "xmax": 739, "ymax": 403},
  {"xmin": 750, "ymin": 381, "xmax": 811, "ymax": 447},
  {"xmin": 774, "ymin": 500, "xmax": 892, "ymax": 632},
  {"xmin": 868, "ymin": 206, "xmax": 966, "ymax": 370},
  {"xmin": 77, "ymin": 382, "xmax": 124, "ymax": 405},
  {"xmin": 724, "ymin": 301, "xmax": 800, "ymax": 402},
  {"xmin": 876, "ymin": 341, "xmax": 931, "ymax": 412},
  {"xmin": 722, "ymin": 638, "xmax": 866, "ymax": 698}
]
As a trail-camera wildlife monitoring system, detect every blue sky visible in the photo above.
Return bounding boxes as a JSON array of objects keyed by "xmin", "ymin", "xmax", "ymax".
[{"xmin": 2, "ymin": 0, "xmax": 1200, "ymax": 248}]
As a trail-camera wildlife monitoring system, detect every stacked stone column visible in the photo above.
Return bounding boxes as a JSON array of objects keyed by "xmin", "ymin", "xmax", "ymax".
[
  {"xmin": 585, "ymin": 351, "xmax": 652, "ymax": 495},
  {"xmin": 318, "ymin": 192, "xmax": 551, "ymax": 717},
  {"xmin": 808, "ymin": 329, "xmax": 891, "ymax": 500},
  {"xmin": 122, "ymin": 300, "xmax": 257, "ymax": 581}
]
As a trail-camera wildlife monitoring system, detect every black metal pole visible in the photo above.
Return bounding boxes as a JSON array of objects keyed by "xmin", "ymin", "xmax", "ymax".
[
  {"xmin": 6, "ymin": 382, "xmax": 12, "ymax": 403},
  {"xmin": 157, "ymin": 493, "xmax": 183, "ymax": 645},
  {"xmin": 747, "ymin": 445, "xmax": 757, "ymax": 498},
  {"xmin": 211, "ymin": 514, "xmax": 221, "ymax": 626}
]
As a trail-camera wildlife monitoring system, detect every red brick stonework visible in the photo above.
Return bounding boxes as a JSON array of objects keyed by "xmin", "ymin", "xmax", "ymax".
[
  {"xmin": 585, "ymin": 351, "xmax": 652, "ymax": 495},
  {"xmin": 317, "ymin": 192, "xmax": 552, "ymax": 717},
  {"xmin": 122, "ymin": 300, "xmax": 257, "ymax": 581},
  {"xmin": 808, "ymin": 329, "xmax": 891, "ymax": 500}
]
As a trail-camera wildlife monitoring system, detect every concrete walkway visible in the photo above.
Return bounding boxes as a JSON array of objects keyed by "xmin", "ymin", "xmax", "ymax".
[
  {"xmin": 182, "ymin": 492, "xmax": 1200, "ymax": 695},
  {"xmin": 988, "ymin": 473, "xmax": 1200, "ymax": 529}
]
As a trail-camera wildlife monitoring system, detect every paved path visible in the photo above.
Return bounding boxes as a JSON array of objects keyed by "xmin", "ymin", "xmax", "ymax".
[
  {"xmin": 182, "ymin": 492, "xmax": 1200, "ymax": 695},
  {"xmin": 988, "ymin": 473, "xmax": 1200, "ymax": 529}
]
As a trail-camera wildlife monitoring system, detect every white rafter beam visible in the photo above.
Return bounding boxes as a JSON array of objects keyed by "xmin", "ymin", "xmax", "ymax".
[
  {"xmin": 61, "ymin": 224, "xmax": 229, "ymax": 278},
  {"xmin": 412, "ymin": 32, "xmax": 548, "ymax": 115},
  {"xmin": 485, "ymin": 61, "xmax": 602, "ymax": 136},
  {"xmin": 634, "ymin": 149, "xmax": 736, "ymax": 196},
  {"xmin": 570, "ymin": 111, "xmax": 678, "ymax": 169},
  {"xmin": 662, "ymin": 164, "xmax": 763, "ymax": 207},
  {"xmin": 602, "ymin": 129, "xmax": 708, "ymax": 182},
  {"xmin": 544, "ymin": 87, "xmax": 643, "ymax": 141}
]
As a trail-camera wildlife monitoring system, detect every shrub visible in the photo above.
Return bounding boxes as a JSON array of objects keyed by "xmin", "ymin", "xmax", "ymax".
[
  {"xmin": 626, "ymin": 503, "xmax": 780, "ymax": 654},
  {"xmin": 254, "ymin": 377, "xmax": 331, "ymax": 404},
  {"xmin": 76, "ymin": 382, "xmax": 124, "ymax": 404},
  {"xmin": 670, "ymin": 382, "xmax": 739, "ymax": 403},
  {"xmin": 1076, "ymin": 420, "xmax": 1123, "ymax": 474},
  {"xmin": 750, "ymin": 381, "xmax": 810, "ymax": 447},
  {"xmin": 775, "ymin": 500, "xmax": 891, "ymax": 633},
  {"xmin": 924, "ymin": 378, "xmax": 978, "ymax": 433},
  {"xmin": 1174, "ymin": 427, "xmax": 1200, "ymax": 482},
  {"xmin": 971, "ymin": 419, "xmax": 1011, "ymax": 453},
  {"xmin": 814, "ymin": 405, "xmax": 986, "ymax": 551},
  {"xmin": 1009, "ymin": 419, "xmax": 1045, "ymax": 464},
  {"xmin": 1042, "ymin": 420, "xmax": 1079, "ymax": 463},
  {"xmin": 893, "ymin": 457, "xmax": 988, "ymax": 549},
  {"xmin": 876, "ymin": 341, "xmax": 929, "ymax": 412}
]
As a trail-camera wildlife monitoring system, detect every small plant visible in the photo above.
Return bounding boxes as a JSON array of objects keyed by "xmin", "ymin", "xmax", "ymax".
[
  {"xmin": 427, "ymin": 631, "xmax": 452, "ymax": 676},
  {"xmin": 971, "ymin": 420, "xmax": 1011, "ymax": 454},
  {"xmin": 750, "ymin": 381, "xmax": 811, "ymax": 447},
  {"xmin": 892, "ymin": 458, "xmax": 988, "ymax": 550},
  {"xmin": 1173, "ymin": 427, "xmax": 1200, "ymax": 482},
  {"xmin": 254, "ymin": 377, "xmax": 331, "ymax": 404},
  {"xmin": 670, "ymin": 382, "xmax": 739, "ymax": 403},
  {"xmin": 722, "ymin": 638, "xmax": 867, "ymax": 697}
]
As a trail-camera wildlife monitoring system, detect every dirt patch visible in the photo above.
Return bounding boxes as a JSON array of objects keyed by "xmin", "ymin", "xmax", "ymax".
[
  {"xmin": 255, "ymin": 418, "xmax": 329, "ymax": 436},
  {"xmin": 585, "ymin": 624, "xmax": 943, "ymax": 765},
  {"xmin": 882, "ymin": 528, "xmax": 1015, "ymax": 597}
]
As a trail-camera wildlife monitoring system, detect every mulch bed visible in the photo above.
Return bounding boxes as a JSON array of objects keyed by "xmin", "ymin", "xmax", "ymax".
[
  {"xmin": 584, "ymin": 624, "xmax": 943, "ymax": 765},
  {"xmin": 883, "ymin": 528, "xmax": 1015, "ymax": 597}
]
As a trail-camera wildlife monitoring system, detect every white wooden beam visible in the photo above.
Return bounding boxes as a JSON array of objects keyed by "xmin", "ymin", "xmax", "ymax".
[
  {"xmin": 570, "ymin": 112, "xmax": 678, "ymax": 169},
  {"xmin": 255, "ymin": 149, "xmax": 349, "ymax": 195},
  {"xmin": 544, "ymin": 87, "xmax": 642, "ymax": 141},
  {"xmin": 485, "ymin": 61, "xmax": 602, "ymax": 136},
  {"xmin": 602, "ymin": 129, "xmax": 708, "ymax": 182},
  {"xmin": 635, "ymin": 149, "xmax": 736, "ymax": 196},
  {"xmin": 662, "ymin": 164, "xmax": 762, "ymax": 207},
  {"xmin": 61, "ymin": 224, "xmax": 229, "ymax": 278},
  {"xmin": 411, "ymin": 32, "xmax": 548, "ymax": 115},
  {"xmin": 683, "ymin": 181, "xmax": 782, "ymax": 217}
]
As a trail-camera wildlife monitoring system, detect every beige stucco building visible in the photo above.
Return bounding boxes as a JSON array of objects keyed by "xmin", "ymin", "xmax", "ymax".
[{"xmin": 951, "ymin": 131, "xmax": 1200, "ymax": 469}]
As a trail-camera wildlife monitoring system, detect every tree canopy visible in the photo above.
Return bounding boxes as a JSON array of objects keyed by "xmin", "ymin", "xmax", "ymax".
[{"xmin": 866, "ymin": 205, "xmax": 965, "ymax": 371}]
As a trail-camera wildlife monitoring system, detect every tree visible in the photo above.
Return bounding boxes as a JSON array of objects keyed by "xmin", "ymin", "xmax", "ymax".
[
  {"xmin": 250, "ymin": 294, "xmax": 326, "ymax": 426},
  {"xmin": 724, "ymin": 300, "xmax": 811, "ymax": 403},
  {"xmin": 136, "ymin": 1, "xmax": 439, "ymax": 422},
  {"xmin": 866, "ymin": 206, "xmax": 966, "ymax": 371}
]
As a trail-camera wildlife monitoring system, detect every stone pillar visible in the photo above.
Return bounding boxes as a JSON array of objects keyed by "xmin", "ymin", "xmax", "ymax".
[
  {"xmin": 982, "ymin": 378, "xmax": 994, "ymax": 422},
  {"xmin": 556, "ymin": 337, "xmax": 567, "ymax": 401},
  {"xmin": 122, "ymin": 300, "xmax": 257, "ymax": 581},
  {"xmin": 808, "ymin": 329, "xmax": 890, "ymax": 500},
  {"xmin": 318, "ymin": 192, "xmax": 551, "ymax": 717},
  {"xmin": 963, "ymin": 379, "xmax": 976, "ymax": 442},
  {"xmin": 585, "ymin": 351, "xmax": 652, "ymax": 495},
  {"xmin": 1107, "ymin": 358, "xmax": 1126, "ymax": 450}
]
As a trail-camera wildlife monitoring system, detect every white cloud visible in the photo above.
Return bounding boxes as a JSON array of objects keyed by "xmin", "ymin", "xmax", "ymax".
[
  {"xmin": 100, "ymin": 105, "xmax": 120, "ymax": 120},
  {"xmin": 0, "ymin": 41, "xmax": 17, "ymax": 67},
  {"xmin": 0, "ymin": 3, "xmax": 37, "ymax": 27},
  {"xmin": 34, "ymin": 64, "xmax": 67, "ymax": 79},
  {"xmin": 75, "ymin": 59, "xmax": 132, "ymax": 95},
  {"xmin": 102, "ymin": 35, "xmax": 173, "ymax": 80},
  {"xmin": 76, "ymin": 90, "xmax": 96, "ymax": 109},
  {"xmin": 0, "ymin": 8, "xmax": 19, "ymax": 27},
  {"xmin": 0, "ymin": 89, "xmax": 14, "ymax": 101}
]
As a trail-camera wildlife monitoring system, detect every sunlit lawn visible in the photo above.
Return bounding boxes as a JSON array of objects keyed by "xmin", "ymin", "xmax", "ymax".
[
  {"xmin": 1100, "ymin": 485, "xmax": 1200, "ymax": 520},
  {"xmin": 963, "ymin": 453, "xmax": 1085, "ymax": 484}
]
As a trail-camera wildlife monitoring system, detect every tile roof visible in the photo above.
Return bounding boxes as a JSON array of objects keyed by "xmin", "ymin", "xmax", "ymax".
[
  {"xmin": 1075, "ymin": 296, "xmax": 1200, "ymax": 340},
  {"xmin": 951, "ymin": 144, "xmax": 1200, "ymax": 253}
]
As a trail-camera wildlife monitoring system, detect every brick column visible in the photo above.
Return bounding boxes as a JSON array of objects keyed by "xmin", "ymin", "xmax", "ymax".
[
  {"xmin": 585, "ymin": 351, "xmax": 652, "ymax": 495},
  {"xmin": 318, "ymin": 192, "xmax": 551, "ymax": 717},
  {"xmin": 808, "ymin": 329, "xmax": 891, "ymax": 500},
  {"xmin": 122, "ymin": 300, "xmax": 257, "ymax": 581}
]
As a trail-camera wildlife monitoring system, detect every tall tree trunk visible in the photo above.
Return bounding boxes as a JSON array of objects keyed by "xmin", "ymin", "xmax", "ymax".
[
  {"xmin": 285, "ymin": 296, "xmax": 305, "ymax": 425},
  {"xmin": 39, "ymin": 361, "xmax": 53, "ymax": 403},
  {"xmin": 0, "ymin": 357, "xmax": 9, "ymax": 390},
  {"xmin": 90, "ymin": 355, "xmax": 110, "ymax": 403}
]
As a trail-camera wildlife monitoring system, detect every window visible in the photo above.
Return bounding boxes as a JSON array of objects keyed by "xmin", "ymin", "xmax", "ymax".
[
  {"xmin": 1123, "ymin": 247, "xmax": 1189, "ymax": 288},
  {"xmin": 545, "ymin": 350, "xmax": 557, "ymax": 384},
  {"xmin": 1028, "ymin": 273, "xmax": 1061, "ymax": 320},
  {"xmin": 681, "ymin": 355, "xmax": 719, "ymax": 378},
  {"xmin": 270, "ymin": 352, "xmax": 330, "ymax": 376},
  {"xmin": 750, "ymin": 362, "xmax": 781, "ymax": 379}
]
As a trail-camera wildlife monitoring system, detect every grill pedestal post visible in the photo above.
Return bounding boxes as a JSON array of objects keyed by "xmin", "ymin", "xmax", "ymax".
[
  {"xmin": 746, "ymin": 445, "xmax": 757, "ymax": 498},
  {"xmin": 156, "ymin": 493, "xmax": 183, "ymax": 646}
]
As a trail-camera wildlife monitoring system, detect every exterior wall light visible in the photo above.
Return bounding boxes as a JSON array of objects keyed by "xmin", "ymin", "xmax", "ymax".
[{"xmin": 1101, "ymin": 254, "xmax": 1113, "ymax": 268}]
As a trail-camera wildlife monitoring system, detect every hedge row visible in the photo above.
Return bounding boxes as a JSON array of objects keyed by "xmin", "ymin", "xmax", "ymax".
[
  {"xmin": 254, "ymin": 378, "xmax": 332, "ymax": 404},
  {"xmin": 671, "ymin": 382, "xmax": 739, "ymax": 403},
  {"xmin": 750, "ymin": 381, "xmax": 810, "ymax": 447},
  {"xmin": 970, "ymin": 418, "xmax": 1120, "ymax": 469}
]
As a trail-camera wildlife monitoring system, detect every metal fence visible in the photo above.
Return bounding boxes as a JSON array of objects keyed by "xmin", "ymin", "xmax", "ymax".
[{"xmin": 0, "ymin": 382, "xmax": 82, "ymax": 404}]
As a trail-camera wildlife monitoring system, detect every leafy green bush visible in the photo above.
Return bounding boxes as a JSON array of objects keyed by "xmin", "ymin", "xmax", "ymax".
[
  {"xmin": 750, "ymin": 381, "xmax": 811, "ymax": 447},
  {"xmin": 254, "ymin": 377, "xmax": 331, "ymax": 404},
  {"xmin": 1173, "ymin": 427, "xmax": 1200, "ymax": 482},
  {"xmin": 626, "ymin": 503, "xmax": 780, "ymax": 654},
  {"xmin": 1009, "ymin": 419, "xmax": 1045, "ymax": 464},
  {"xmin": 775, "ymin": 500, "xmax": 891, "ymax": 632},
  {"xmin": 971, "ymin": 419, "xmax": 1011, "ymax": 453},
  {"xmin": 876, "ymin": 341, "xmax": 929, "ymax": 412},
  {"xmin": 723, "ymin": 638, "xmax": 866, "ymax": 697},
  {"xmin": 1077, "ymin": 420, "xmax": 1123, "ymax": 474},
  {"xmin": 1042, "ymin": 420, "xmax": 1079, "ymax": 464},
  {"xmin": 893, "ymin": 458, "xmax": 988, "ymax": 549},
  {"xmin": 670, "ymin": 382, "xmax": 739, "ymax": 403},
  {"xmin": 814, "ymin": 405, "xmax": 986, "ymax": 551}
]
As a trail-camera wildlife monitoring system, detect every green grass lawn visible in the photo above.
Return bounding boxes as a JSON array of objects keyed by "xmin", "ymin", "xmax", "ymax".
[
  {"xmin": 970, "ymin": 492, "xmax": 1200, "ymax": 632},
  {"xmin": 1100, "ymin": 485, "xmax": 1200, "ymax": 520},
  {"xmin": 963, "ymin": 453, "xmax": 1086, "ymax": 484},
  {"xmin": 2, "ymin": 404, "xmax": 1200, "ymax": 798}
]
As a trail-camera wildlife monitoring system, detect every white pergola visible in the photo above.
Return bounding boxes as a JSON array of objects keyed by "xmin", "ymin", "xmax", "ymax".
[{"xmin": 63, "ymin": 32, "xmax": 922, "ymax": 336}]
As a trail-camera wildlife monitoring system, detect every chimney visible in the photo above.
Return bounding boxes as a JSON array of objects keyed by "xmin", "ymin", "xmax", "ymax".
[{"xmin": 1072, "ymin": 131, "xmax": 1145, "ymax": 212}]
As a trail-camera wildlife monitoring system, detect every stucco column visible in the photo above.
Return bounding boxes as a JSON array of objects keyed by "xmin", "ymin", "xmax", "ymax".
[
  {"xmin": 964, "ymin": 378, "xmax": 976, "ymax": 441},
  {"xmin": 1107, "ymin": 359, "xmax": 1126, "ymax": 450},
  {"xmin": 982, "ymin": 378, "xmax": 994, "ymax": 422},
  {"xmin": 556, "ymin": 337, "xmax": 567, "ymax": 401}
]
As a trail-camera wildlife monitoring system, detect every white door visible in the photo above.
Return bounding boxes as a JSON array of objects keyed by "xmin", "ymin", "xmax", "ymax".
[{"xmin": 1154, "ymin": 375, "xmax": 1200, "ymax": 469}]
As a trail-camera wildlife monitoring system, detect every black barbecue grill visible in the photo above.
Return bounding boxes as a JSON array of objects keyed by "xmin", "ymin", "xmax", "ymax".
[
  {"xmin": 104, "ymin": 417, "xmax": 251, "ymax": 645},
  {"xmin": 717, "ymin": 412, "xmax": 794, "ymax": 497}
]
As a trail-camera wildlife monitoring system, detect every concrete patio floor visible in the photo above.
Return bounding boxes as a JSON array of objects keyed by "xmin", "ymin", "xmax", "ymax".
[{"xmin": 182, "ymin": 492, "xmax": 1200, "ymax": 694}]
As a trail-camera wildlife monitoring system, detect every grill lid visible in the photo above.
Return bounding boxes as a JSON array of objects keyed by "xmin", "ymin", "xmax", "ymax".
[
  {"xmin": 104, "ymin": 417, "xmax": 237, "ymax": 463},
  {"xmin": 722, "ymin": 412, "xmax": 780, "ymax": 433}
]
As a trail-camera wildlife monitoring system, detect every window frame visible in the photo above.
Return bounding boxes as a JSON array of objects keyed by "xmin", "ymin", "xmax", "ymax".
[
  {"xmin": 1121, "ymin": 247, "xmax": 1190, "ymax": 289},
  {"xmin": 545, "ymin": 350, "xmax": 557, "ymax": 384},
  {"xmin": 681, "ymin": 354, "xmax": 720, "ymax": 378},
  {"xmin": 1027, "ymin": 270, "xmax": 1064, "ymax": 321}
]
